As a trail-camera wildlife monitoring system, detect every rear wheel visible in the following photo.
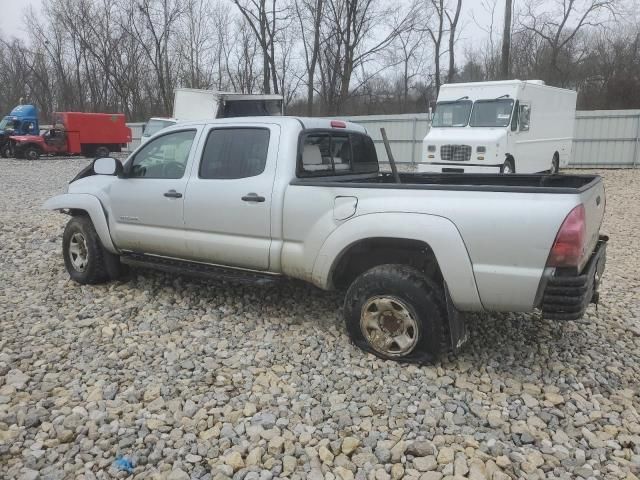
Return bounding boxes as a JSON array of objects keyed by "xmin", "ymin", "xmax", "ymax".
[
  {"xmin": 551, "ymin": 154, "xmax": 560, "ymax": 174},
  {"xmin": 1, "ymin": 145, "xmax": 10, "ymax": 158},
  {"xmin": 95, "ymin": 146, "xmax": 110, "ymax": 158},
  {"xmin": 344, "ymin": 264, "xmax": 447, "ymax": 363},
  {"xmin": 23, "ymin": 146, "xmax": 40, "ymax": 160},
  {"xmin": 501, "ymin": 158, "xmax": 515, "ymax": 174},
  {"xmin": 62, "ymin": 216, "xmax": 121, "ymax": 284}
]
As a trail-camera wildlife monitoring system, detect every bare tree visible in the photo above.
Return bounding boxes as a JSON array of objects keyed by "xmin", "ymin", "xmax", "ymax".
[
  {"xmin": 446, "ymin": 0, "xmax": 463, "ymax": 82},
  {"xmin": 233, "ymin": 0, "xmax": 292, "ymax": 94},
  {"xmin": 500, "ymin": 0, "xmax": 513, "ymax": 78},
  {"xmin": 425, "ymin": 0, "xmax": 446, "ymax": 93},
  {"xmin": 294, "ymin": 0, "xmax": 324, "ymax": 115},
  {"xmin": 518, "ymin": 0, "xmax": 618, "ymax": 85}
]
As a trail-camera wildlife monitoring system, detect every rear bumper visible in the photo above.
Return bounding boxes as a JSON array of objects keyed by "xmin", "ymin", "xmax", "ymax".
[
  {"xmin": 541, "ymin": 236, "xmax": 608, "ymax": 320},
  {"xmin": 417, "ymin": 162, "xmax": 503, "ymax": 174}
]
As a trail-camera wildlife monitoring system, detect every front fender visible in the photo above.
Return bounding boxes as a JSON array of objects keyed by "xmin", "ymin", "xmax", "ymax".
[
  {"xmin": 43, "ymin": 193, "xmax": 118, "ymax": 254},
  {"xmin": 311, "ymin": 212, "xmax": 483, "ymax": 311}
]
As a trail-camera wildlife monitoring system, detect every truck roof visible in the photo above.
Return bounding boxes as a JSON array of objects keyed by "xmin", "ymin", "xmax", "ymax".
[{"xmin": 173, "ymin": 116, "xmax": 367, "ymax": 134}]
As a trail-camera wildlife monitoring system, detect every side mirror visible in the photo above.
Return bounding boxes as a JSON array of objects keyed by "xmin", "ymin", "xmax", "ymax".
[{"xmin": 93, "ymin": 157, "xmax": 123, "ymax": 176}]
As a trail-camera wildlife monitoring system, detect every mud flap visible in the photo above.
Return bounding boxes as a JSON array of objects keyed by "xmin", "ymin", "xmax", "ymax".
[{"xmin": 445, "ymin": 283, "xmax": 469, "ymax": 353}]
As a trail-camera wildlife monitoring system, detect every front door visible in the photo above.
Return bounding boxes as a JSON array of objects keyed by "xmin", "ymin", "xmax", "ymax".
[
  {"xmin": 182, "ymin": 124, "xmax": 279, "ymax": 270},
  {"xmin": 108, "ymin": 128, "xmax": 200, "ymax": 257}
]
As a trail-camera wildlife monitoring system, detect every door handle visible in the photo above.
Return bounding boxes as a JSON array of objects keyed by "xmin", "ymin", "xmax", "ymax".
[
  {"xmin": 164, "ymin": 190, "xmax": 183, "ymax": 198},
  {"xmin": 241, "ymin": 193, "xmax": 265, "ymax": 203}
]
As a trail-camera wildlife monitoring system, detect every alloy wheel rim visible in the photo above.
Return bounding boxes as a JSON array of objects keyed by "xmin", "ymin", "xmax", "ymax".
[
  {"xmin": 69, "ymin": 232, "xmax": 89, "ymax": 272},
  {"xmin": 360, "ymin": 296, "xmax": 419, "ymax": 357}
]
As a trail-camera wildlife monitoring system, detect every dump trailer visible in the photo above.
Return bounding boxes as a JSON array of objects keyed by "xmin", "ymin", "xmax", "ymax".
[{"xmin": 10, "ymin": 112, "xmax": 132, "ymax": 160}]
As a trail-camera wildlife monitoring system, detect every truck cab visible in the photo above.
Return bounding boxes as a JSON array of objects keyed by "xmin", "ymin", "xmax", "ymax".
[
  {"xmin": 0, "ymin": 104, "xmax": 39, "ymax": 157},
  {"xmin": 420, "ymin": 80, "xmax": 577, "ymax": 174}
]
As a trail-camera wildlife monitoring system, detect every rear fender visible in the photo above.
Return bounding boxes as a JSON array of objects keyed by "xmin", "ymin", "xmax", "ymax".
[
  {"xmin": 312, "ymin": 212, "xmax": 483, "ymax": 311},
  {"xmin": 43, "ymin": 193, "xmax": 118, "ymax": 254}
]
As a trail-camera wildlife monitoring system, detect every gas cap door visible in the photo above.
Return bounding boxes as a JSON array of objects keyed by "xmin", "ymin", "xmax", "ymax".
[{"xmin": 333, "ymin": 196, "xmax": 358, "ymax": 221}]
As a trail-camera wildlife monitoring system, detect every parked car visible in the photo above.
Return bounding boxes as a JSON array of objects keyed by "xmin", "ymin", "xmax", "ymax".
[
  {"xmin": 44, "ymin": 117, "xmax": 607, "ymax": 363},
  {"xmin": 420, "ymin": 80, "xmax": 577, "ymax": 174},
  {"xmin": 10, "ymin": 112, "xmax": 131, "ymax": 159},
  {"xmin": 140, "ymin": 89, "xmax": 284, "ymax": 146}
]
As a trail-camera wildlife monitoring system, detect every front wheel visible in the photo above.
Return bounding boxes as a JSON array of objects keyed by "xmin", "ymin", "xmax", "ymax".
[
  {"xmin": 344, "ymin": 264, "xmax": 447, "ymax": 363},
  {"xmin": 1, "ymin": 145, "xmax": 10, "ymax": 158},
  {"xmin": 62, "ymin": 216, "xmax": 121, "ymax": 284},
  {"xmin": 501, "ymin": 158, "xmax": 515, "ymax": 174}
]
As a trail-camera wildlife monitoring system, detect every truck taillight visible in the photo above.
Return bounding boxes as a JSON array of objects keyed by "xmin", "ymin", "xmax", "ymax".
[{"xmin": 546, "ymin": 204, "xmax": 586, "ymax": 268}]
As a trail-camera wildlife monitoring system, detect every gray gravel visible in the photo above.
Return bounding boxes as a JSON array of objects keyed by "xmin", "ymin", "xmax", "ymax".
[{"xmin": 1, "ymin": 157, "xmax": 639, "ymax": 480}]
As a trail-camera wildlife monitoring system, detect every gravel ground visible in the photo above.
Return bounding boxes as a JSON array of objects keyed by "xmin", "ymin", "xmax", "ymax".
[{"xmin": 1, "ymin": 158, "xmax": 639, "ymax": 480}]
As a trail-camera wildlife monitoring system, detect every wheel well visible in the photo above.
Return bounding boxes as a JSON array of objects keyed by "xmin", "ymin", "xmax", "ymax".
[{"xmin": 331, "ymin": 238, "xmax": 444, "ymax": 290}]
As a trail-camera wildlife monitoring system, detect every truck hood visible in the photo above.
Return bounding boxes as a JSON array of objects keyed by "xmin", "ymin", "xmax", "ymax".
[{"xmin": 425, "ymin": 127, "xmax": 506, "ymax": 145}]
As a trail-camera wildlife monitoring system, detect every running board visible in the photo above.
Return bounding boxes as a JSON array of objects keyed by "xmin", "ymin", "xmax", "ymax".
[{"xmin": 120, "ymin": 253, "xmax": 280, "ymax": 286}]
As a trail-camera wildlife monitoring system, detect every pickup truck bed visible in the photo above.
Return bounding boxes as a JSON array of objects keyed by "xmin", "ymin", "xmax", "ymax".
[
  {"xmin": 293, "ymin": 171, "xmax": 600, "ymax": 192},
  {"xmin": 44, "ymin": 116, "xmax": 608, "ymax": 363}
]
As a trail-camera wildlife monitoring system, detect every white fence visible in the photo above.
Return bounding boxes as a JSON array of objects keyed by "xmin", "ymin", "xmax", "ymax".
[{"xmin": 126, "ymin": 110, "xmax": 640, "ymax": 168}]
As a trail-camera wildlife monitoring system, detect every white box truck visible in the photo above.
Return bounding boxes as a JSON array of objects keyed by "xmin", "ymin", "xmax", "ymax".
[
  {"xmin": 140, "ymin": 89, "xmax": 283, "ymax": 145},
  {"xmin": 419, "ymin": 80, "xmax": 577, "ymax": 174}
]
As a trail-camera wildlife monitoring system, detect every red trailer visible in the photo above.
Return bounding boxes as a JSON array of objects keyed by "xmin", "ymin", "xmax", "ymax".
[{"xmin": 9, "ymin": 112, "xmax": 132, "ymax": 160}]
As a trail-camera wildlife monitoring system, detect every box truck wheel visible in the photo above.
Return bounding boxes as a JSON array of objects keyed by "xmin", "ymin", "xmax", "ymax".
[
  {"xmin": 95, "ymin": 146, "xmax": 110, "ymax": 158},
  {"xmin": 501, "ymin": 157, "xmax": 515, "ymax": 174},
  {"xmin": 343, "ymin": 264, "xmax": 447, "ymax": 364},
  {"xmin": 551, "ymin": 153, "xmax": 560, "ymax": 174}
]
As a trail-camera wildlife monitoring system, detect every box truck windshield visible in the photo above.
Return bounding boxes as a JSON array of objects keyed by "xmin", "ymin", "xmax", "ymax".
[
  {"xmin": 469, "ymin": 99, "xmax": 514, "ymax": 127},
  {"xmin": 432, "ymin": 100, "xmax": 472, "ymax": 127}
]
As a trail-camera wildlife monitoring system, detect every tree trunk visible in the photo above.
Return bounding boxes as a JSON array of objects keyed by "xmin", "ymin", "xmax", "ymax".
[
  {"xmin": 500, "ymin": 0, "xmax": 512, "ymax": 79},
  {"xmin": 447, "ymin": 0, "xmax": 462, "ymax": 83}
]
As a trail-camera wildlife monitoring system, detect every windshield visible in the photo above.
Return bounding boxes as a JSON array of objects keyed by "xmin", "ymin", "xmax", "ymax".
[
  {"xmin": 432, "ymin": 100, "xmax": 472, "ymax": 127},
  {"xmin": 0, "ymin": 117, "xmax": 18, "ymax": 131},
  {"xmin": 469, "ymin": 99, "xmax": 514, "ymax": 127},
  {"xmin": 143, "ymin": 119, "xmax": 175, "ymax": 137}
]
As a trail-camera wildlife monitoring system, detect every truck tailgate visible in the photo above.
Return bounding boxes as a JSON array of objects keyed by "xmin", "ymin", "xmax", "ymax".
[{"xmin": 578, "ymin": 177, "xmax": 606, "ymax": 270}]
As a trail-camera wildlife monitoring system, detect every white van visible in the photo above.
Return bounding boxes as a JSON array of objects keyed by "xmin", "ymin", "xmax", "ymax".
[
  {"xmin": 419, "ymin": 80, "xmax": 577, "ymax": 174},
  {"xmin": 140, "ymin": 89, "xmax": 284, "ymax": 145}
]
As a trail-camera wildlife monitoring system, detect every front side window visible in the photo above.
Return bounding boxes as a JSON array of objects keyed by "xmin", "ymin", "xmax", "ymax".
[
  {"xmin": 129, "ymin": 130, "xmax": 196, "ymax": 179},
  {"xmin": 299, "ymin": 132, "xmax": 378, "ymax": 176},
  {"xmin": 432, "ymin": 100, "xmax": 472, "ymax": 127},
  {"xmin": 199, "ymin": 128, "xmax": 270, "ymax": 179},
  {"xmin": 469, "ymin": 99, "xmax": 515, "ymax": 127}
]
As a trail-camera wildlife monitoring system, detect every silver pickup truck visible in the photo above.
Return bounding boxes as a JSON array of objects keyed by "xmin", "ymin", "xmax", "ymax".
[{"xmin": 44, "ymin": 117, "xmax": 608, "ymax": 363}]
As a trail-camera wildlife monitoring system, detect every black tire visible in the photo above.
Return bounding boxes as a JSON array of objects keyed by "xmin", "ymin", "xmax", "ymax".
[
  {"xmin": 23, "ymin": 146, "xmax": 40, "ymax": 160},
  {"xmin": 551, "ymin": 154, "xmax": 560, "ymax": 174},
  {"xmin": 1, "ymin": 145, "xmax": 9, "ymax": 158},
  {"xmin": 95, "ymin": 146, "xmax": 110, "ymax": 158},
  {"xmin": 344, "ymin": 264, "xmax": 447, "ymax": 364},
  {"xmin": 501, "ymin": 157, "xmax": 515, "ymax": 174},
  {"xmin": 62, "ymin": 215, "xmax": 121, "ymax": 284}
]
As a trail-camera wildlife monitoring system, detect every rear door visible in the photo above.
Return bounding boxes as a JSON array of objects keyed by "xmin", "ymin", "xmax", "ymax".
[{"xmin": 182, "ymin": 124, "xmax": 280, "ymax": 270}]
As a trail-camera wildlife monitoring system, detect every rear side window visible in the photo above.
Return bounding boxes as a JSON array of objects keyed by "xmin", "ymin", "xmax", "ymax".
[
  {"xmin": 199, "ymin": 128, "xmax": 270, "ymax": 179},
  {"xmin": 299, "ymin": 131, "xmax": 378, "ymax": 176}
]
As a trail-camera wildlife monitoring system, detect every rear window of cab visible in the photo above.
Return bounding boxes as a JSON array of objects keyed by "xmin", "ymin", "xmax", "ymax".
[{"xmin": 298, "ymin": 130, "xmax": 379, "ymax": 177}]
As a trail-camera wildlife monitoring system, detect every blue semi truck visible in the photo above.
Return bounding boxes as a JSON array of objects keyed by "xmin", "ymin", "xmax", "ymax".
[{"xmin": 0, "ymin": 104, "xmax": 39, "ymax": 157}]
